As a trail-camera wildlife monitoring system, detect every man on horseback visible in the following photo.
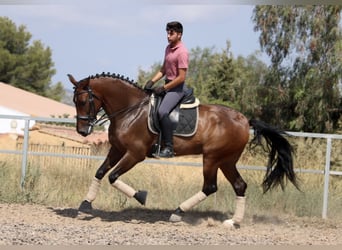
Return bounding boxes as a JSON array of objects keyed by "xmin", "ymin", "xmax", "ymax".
[{"xmin": 144, "ymin": 21, "xmax": 189, "ymax": 158}]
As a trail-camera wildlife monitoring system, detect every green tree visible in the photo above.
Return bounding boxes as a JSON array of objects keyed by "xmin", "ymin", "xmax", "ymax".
[
  {"xmin": 186, "ymin": 46, "xmax": 216, "ymax": 103},
  {"xmin": 187, "ymin": 42, "xmax": 236, "ymax": 107},
  {"xmin": 0, "ymin": 16, "xmax": 64, "ymax": 101},
  {"xmin": 233, "ymin": 53, "xmax": 268, "ymax": 119},
  {"xmin": 187, "ymin": 43, "xmax": 268, "ymax": 114},
  {"xmin": 136, "ymin": 61, "xmax": 162, "ymax": 87},
  {"xmin": 253, "ymin": 5, "xmax": 342, "ymax": 132},
  {"xmin": 206, "ymin": 41, "xmax": 235, "ymax": 106}
]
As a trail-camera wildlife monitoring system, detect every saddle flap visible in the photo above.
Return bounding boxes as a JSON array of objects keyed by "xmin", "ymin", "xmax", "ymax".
[{"xmin": 148, "ymin": 94, "xmax": 199, "ymax": 137}]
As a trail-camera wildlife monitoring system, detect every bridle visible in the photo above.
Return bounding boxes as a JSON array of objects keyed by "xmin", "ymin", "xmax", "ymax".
[
  {"xmin": 73, "ymin": 85, "xmax": 103, "ymax": 128},
  {"xmin": 73, "ymin": 84, "xmax": 149, "ymax": 128}
]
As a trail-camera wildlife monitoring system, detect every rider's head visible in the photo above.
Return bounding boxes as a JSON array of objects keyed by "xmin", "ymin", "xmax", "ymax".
[{"xmin": 166, "ymin": 21, "xmax": 183, "ymax": 34}]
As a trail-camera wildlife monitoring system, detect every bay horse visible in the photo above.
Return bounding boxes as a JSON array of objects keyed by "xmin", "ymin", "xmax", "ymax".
[{"xmin": 68, "ymin": 73, "xmax": 299, "ymax": 228}]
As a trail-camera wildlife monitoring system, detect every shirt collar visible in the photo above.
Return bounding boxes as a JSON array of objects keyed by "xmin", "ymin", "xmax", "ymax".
[{"xmin": 169, "ymin": 41, "xmax": 182, "ymax": 50}]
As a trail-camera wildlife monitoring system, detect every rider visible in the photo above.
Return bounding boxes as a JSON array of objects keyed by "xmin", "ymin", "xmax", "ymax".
[{"xmin": 144, "ymin": 21, "xmax": 189, "ymax": 158}]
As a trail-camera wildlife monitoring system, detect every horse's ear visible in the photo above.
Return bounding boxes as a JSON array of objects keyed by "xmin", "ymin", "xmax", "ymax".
[{"xmin": 68, "ymin": 74, "xmax": 78, "ymax": 86}]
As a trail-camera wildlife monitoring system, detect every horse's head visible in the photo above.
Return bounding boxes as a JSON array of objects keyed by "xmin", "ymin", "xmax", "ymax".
[{"xmin": 68, "ymin": 74, "xmax": 102, "ymax": 136}]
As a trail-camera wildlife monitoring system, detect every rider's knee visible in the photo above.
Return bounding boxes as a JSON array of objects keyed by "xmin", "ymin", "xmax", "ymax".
[{"xmin": 158, "ymin": 110, "xmax": 168, "ymax": 120}]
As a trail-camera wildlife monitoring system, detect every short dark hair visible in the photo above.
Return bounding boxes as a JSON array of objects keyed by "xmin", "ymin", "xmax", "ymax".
[{"xmin": 166, "ymin": 21, "xmax": 183, "ymax": 34}]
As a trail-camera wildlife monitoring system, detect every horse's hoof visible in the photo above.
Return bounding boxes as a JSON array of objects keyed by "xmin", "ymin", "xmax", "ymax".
[
  {"xmin": 223, "ymin": 219, "xmax": 240, "ymax": 229},
  {"xmin": 169, "ymin": 213, "xmax": 182, "ymax": 222},
  {"xmin": 134, "ymin": 190, "xmax": 148, "ymax": 205},
  {"xmin": 169, "ymin": 207, "xmax": 184, "ymax": 222},
  {"xmin": 78, "ymin": 200, "xmax": 92, "ymax": 213}
]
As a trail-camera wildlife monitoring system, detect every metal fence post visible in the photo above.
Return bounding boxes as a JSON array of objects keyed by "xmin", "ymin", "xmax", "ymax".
[
  {"xmin": 20, "ymin": 118, "xmax": 30, "ymax": 189},
  {"xmin": 322, "ymin": 137, "xmax": 332, "ymax": 219}
]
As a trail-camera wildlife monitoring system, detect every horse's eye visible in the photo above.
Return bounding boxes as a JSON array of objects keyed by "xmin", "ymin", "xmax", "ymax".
[
  {"xmin": 78, "ymin": 99, "xmax": 87, "ymax": 106},
  {"xmin": 74, "ymin": 93, "xmax": 88, "ymax": 106}
]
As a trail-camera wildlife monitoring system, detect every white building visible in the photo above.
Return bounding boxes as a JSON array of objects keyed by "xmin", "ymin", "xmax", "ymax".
[{"xmin": 0, "ymin": 106, "xmax": 35, "ymax": 135}]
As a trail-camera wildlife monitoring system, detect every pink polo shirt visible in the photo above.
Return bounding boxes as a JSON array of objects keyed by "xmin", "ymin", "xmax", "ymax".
[{"xmin": 164, "ymin": 41, "xmax": 189, "ymax": 81}]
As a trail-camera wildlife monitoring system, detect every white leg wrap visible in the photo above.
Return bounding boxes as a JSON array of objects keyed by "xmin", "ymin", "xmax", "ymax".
[
  {"xmin": 111, "ymin": 179, "xmax": 136, "ymax": 198},
  {"xmin": 232, "ymin": 196, "xmax": 246, "ymax": 223},
  {"xmin": 223, "ymin": 196, "xmax": 246, "ymax": 228},
  {"xmin": 85, "ymin": 177, "xmax": 101, "ymax": 202},
  {"xmin": 179, "ymin": 191, "xmax": 207, "ymax": 212}
]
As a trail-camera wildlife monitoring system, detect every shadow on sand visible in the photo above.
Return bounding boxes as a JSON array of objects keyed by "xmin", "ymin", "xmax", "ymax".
[{"xmin": 49, "ymin": 206, "xmax": 230, "ymax": 225}]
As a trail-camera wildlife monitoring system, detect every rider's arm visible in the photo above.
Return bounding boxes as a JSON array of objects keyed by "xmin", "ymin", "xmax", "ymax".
[{"xmin": 151, "ymin": 63, "xmax": 166, "ymax": 84}]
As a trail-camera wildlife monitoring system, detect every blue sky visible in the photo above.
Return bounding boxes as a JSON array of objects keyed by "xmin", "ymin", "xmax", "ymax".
[{"xmin": 0, "ymin": 0, "xmax": 267, "ymax": 90}]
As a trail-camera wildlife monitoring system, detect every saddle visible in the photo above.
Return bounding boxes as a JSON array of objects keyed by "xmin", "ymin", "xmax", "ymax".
[{"xmin": 147, "ymin": 88, "xmax": 200, "ymax": 137}]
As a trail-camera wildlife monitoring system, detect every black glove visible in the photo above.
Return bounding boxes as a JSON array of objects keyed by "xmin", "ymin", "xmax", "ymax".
[
  {"xmin": 144, "ymin": 80, "xmax": 154, "ymax": 90},
  {"xmin": 154, "ymin": 86, "xmax": 166, "ymax": 96}
]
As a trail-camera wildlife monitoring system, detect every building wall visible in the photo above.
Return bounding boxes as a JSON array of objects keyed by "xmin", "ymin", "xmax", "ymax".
[{"xmin": 0, "ymin": 106, "xmax": 35, "ymax": 135}]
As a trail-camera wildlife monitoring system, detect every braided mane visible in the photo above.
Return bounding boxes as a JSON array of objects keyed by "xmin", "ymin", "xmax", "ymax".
[{"xmin": 82, "ymin": 72, "xmax": 142, "ymax": 90}]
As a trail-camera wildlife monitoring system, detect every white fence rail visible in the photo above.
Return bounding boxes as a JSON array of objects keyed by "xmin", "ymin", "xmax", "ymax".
[{"xmin": 1, "ymin": 114, "xmax": 342, "ymax": 219}]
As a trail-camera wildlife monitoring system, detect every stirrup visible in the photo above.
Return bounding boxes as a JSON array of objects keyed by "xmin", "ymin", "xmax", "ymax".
[{"xmin": 157, "ymin": 147, "xmax": 174, "ymax": 158}]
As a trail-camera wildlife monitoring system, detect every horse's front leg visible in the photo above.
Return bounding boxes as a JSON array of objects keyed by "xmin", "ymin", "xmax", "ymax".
[
  {"xmin": 107, "ymin": 151, "xmax": 147, "ymax": 205},
  {"xmin": 79, "ymin": 147, "xmax": 122, "ymax": 212}
]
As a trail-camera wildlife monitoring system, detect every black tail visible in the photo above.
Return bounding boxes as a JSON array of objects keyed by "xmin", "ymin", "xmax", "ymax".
[{"xmin": 249, "ymin": 119, "xmax": 300, "ymax": 193}]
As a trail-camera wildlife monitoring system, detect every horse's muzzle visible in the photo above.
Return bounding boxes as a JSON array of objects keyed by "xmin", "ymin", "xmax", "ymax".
[{"xmin": 77, "ymin": 125, "xmax": 93, "ymax": 137}]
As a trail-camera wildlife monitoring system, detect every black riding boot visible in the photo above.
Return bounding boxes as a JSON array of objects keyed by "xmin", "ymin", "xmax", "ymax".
[{"xmin": 158, "ymin": 116, "xmax": 174, "ymax": 158}]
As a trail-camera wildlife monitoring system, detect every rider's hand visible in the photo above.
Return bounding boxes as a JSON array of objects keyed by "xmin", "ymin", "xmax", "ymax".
[
  {"xmin": 154, "ymin": 86, "xmax": 166, "ymax": 96},
  {"xmin": 144, "ymin": 80, "xmax": 154, "ymax": 91}
]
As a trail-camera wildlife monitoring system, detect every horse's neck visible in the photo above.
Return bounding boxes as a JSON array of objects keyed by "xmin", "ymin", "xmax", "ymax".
[{"xmin": 95, "ymin": 80, "xmax": 146, "ymax": 115}]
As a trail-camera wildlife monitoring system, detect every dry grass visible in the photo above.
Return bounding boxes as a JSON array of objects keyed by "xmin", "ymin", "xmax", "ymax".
[{"xmin": 0, "ymin": 133, "xmax": 341, "ymax": 220}]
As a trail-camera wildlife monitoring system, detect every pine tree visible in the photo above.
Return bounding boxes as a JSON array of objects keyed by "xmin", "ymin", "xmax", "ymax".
[{"xmin": 0, "ymin": 17, "xmax": 64, "ymax": 101}]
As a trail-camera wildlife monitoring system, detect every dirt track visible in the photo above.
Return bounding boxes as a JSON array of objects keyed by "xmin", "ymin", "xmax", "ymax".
[{"xmin": 0, "ymin": 203, "xmax": 341, "ymax": 245}]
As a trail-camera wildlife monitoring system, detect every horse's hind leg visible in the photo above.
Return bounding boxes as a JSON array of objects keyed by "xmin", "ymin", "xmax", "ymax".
[
  {"xmin": 220, "ymin": 164, "xmax": 247, "ymax": 228},
  {"xmin": 169, "ymin": 158, "xmax": 219, "ymax": 222}
]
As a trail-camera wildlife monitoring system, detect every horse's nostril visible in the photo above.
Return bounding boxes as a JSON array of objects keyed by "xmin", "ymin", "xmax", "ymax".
[
  {"xmin": 77, "ymin": 129, "xmax": 88, "ymax": 137},
  {"xmin": 77, "ymin": 126, "xmax": 93, "ymax": 137}
]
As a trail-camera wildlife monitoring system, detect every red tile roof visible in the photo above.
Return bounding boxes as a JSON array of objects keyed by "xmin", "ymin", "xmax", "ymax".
[
  {"xmin": 0, "ymin": 82, "xmax": 75, "ymax": 118},
  {"xmin": 0, "ymin": 82, "xmax": 108, "ymax": 144}
]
